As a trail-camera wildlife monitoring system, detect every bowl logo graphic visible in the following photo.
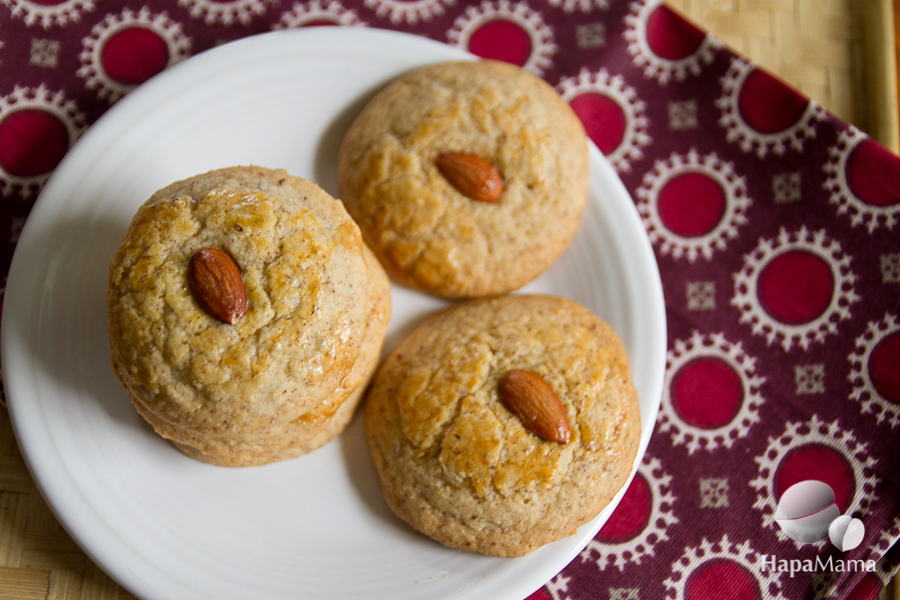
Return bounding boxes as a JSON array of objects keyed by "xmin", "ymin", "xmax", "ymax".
[{"xmin": 774, "ymin": 480, "xmax": 864, "ymax": 551}]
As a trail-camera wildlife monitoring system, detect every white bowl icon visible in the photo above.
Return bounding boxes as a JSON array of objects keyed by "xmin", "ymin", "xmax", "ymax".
[{"xmin": 774, "ymin": 480, "xmax": 841, "ymax": 544}]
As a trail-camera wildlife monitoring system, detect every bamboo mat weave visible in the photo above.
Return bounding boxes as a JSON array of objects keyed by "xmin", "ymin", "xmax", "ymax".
[
  {"xmin": 668, "ymin": 0, "xmax": 900, "ymax": 152},
  {"xmin": 0, "ymin": 400, "xmax": 139, "ymax": 600},
  {"xmin": 0, "ymin": 402, "xmax": 140, "ymax": 600},
  {"xmin": 1, "ymin": 2, "xmax": 898, "ymax": 600}
]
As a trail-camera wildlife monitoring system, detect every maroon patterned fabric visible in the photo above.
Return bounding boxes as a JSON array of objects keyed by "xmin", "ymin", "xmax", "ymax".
[{"xmin": 1, "ymin": 0, "xmax": 898, "ymax": 599}]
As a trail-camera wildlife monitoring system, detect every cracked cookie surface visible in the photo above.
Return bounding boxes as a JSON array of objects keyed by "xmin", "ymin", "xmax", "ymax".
[
  {"xmin": 337, "ymin": 60, "xmax": 589, "ymax": 299},
  {"xmin": 108, "ymin": 166, "xmax": 388, "ymax": 465},
  {"xmin": 364, "ymin": 294, "xmax": 640, "ymax": 556}
]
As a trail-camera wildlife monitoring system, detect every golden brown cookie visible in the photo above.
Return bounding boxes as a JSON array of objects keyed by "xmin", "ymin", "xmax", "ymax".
[
  {"xmin": 108, "ymin": 166, "xmax": 391, "ymax": 466},
  {"xmin": 337, "ymin": 60, "xmax": 589, "ymax": 299},
  {"xmin": 364, "ymin": 294, "xmax": 640, "ymax": 556},
  {"xmin": 125, "ymin": 245, "xmax": 392, "ymax": 467}
]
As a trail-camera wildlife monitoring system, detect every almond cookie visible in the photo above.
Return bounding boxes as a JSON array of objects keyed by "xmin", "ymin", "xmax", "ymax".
[
  {"xmin": 337, "ymin": 60, "xmax": 589, "ymax": 299},
  {"xmin": 364, "ymin": 294, "xmax": 640, "ymax": 556},
  {"xmin": 128, "ymin": 245, "xmax": 391, "ymax": 467},
  {"xmin": 108, "ymin": 166, "xmax": 390, "ymax": 466}
]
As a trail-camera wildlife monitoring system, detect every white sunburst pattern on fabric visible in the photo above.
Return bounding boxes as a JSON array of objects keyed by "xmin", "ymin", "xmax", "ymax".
[
  {"xmin": 446, "ymin": 0, "xmax": 557, "ymax": 75},
  {"xmin": 731, "ymin": 226, "xmax": 860, "ymax": 352},
  {"xmin": 546, "ymin": 0, "xmax": 613, "ymax": 15},
  {"xmin": 178, "ymin": 0, "xmax": 275, "ymax": 26},
  {"xmin": 823, "ymin": 125, "xmax": 900, "ymax": 233},
  {"xmin": 556, "ymin": 67, "xmax": 650, "ymax": 174},
  {"xmin": 579, "ymin": 455, "xmax": 678, "ymax": 572},
  {"xmin": 624, "ymin": 0, "xmax": 723, "ymax": 85},
  {"xmin": 663, "ymin": 534, "xmax": 789, "ymax": 600},
  {"xmin": 749, "ymin": 415, "xmax": 879, "ymax": 550},
  {"xmin": 635, "ymin": 149, "xmax": 750, "ymax": 262},
  {"xmin": 77, "ymin": 7, "xmax": 191, "ymax": 103},
  {"xmin": 0, "ymin": 85, "xmax": 86, "ymax": 198},
  {"xmin": 275, "ymin": 0, "xmax": 367, "ymax": 27},
  {"xmin": 716, "ymin": 56, "xmax": 827, "ymax": 158},
  {"xmin": 848, "ymin": 313, "xmax": 900, "ymax": 429},
  {"xmin": 0, "ymin": 0, "xmax": 95, "ymax": 28},
  {"xmin": 365, "ymin": 0, "xmax": 453, "ymax": 24},
  {"xmin": 658, "ymin": 331, "xmax": 765, "ymax": 454}
]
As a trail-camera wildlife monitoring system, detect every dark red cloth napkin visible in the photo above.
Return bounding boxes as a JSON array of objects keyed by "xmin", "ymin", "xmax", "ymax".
[{"xmin": 1, "ymin": 1, "xmax": 898, "ymax": 599}]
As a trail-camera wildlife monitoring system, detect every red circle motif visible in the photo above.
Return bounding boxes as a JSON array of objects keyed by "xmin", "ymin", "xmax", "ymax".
[
  {"xmin": 758, "ymin": 251, "xmax": 834, "ymax": 325},
  {"xmin": 847, "ymin": 574, "xmax": 883, "ymax": 600},
  {"xmin": 569, "ymin": 93, "xmax": 626, "ymax": 156},
  {"xmin": 101, "ymin": 27, "xmax": 170, "ymax": 85},
  {"xmin": 685, "ymin": 560, "xmax": 760, "ymax": 600},
  {"xmin": 737, "ymin": 69, "xmax": 809, "ymax": 134},
  {"xmin": 0, "ymin": 110, "xmax": 69, "ymax": 177},
  {"xmin": 775, "ymin": 445, "xmax": 855, "ymax": 512},
  {"xmin": 846, "ymin": 139, "xmax": 900, "ymax": 208},
  {"xmin": 645, "ymin": 5, "xmax": 706, "ymax": 60},
  {"xmin": 869, "ymin": 331, "xmax": 900, "ymax": 403},
  {"xmin": 595, "ymin": 473, "xmax": 651, "ymax": 542},
  {"xmin": 657, "ymin": 172, "xmax": 726, "ymax": 237},
  {"xmin": 524, "ymin": 589, "xmax": 553, "ymax": 600},
  {"xmin": 672, "ymin": 358, "xmax": 743, "ymax": 429},
  {"xmin": 467, "ymin": 20, "xmax": 532, "ymax": 66}
]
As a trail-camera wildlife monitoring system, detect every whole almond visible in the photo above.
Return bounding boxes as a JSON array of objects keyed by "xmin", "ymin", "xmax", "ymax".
[
  {"xmin": 435, "ymin": 152, "xmax": 503, "ymax": 202},
  {"xmin": 188, "ymin": 247, "xmax": 247, "ymax": 324},
  {"xmin": 498, "ymin": 369, "xmax": 571, "ymax": 444}
]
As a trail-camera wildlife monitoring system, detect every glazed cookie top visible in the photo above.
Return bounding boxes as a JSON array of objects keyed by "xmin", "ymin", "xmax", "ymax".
[
  {"xmin": 337, "ymin": 60, "xmax": 589, "ymax": 299},
  {"xmin": 108, "ymin": 166, "xmax": 371, "ymax": 434},
  {"xmin": 365, "ymin": 294, "xmax": 641, "ymax": 556}
]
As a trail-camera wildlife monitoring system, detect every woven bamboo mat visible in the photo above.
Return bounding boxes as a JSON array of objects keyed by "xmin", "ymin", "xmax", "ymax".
[
  {"xmin": 1, "ymin": 2, "xmax": 898, "ymax": 600},
  {"xmin": 0, "ymin": 398, "xmax": 139, "ymax": 600},
  {"xmin": 668, "ymin": 0, "xmax": 900, "ymax": 152}
]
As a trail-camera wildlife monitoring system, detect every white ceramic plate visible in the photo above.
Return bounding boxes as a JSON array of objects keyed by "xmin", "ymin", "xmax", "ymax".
[{"xmin": 1, "ymin": 28, "xmax": 666, "ymax": 600}]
